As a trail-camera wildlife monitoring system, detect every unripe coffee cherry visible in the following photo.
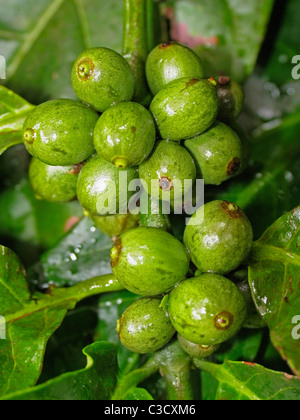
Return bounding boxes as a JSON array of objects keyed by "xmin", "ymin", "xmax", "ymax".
[
  {"xmin": 29, "ymin": 158, "xmax": 81, "ymax": 203},
  {"xmin": 184, "ymin": 200, "xmax": 253, "ymax": 275},
  {"xmin": 184, "ymin": 122, "xmax": 245, "ymax": 185},
  {"xmin": 139, "ymin": 140, "xmax": 196, "ymax": 203},
  {"xmin": 150, "ymin": 77, "xmax": 219, "ymax": 141},
  {"xmin": 71, "ymin": 47, "xmax": 135, "ymax": 112},
  {"xmin": 23, "ymin": 99, "xmax": 98, "ymax": 166},
  {"xmin": 178, "ymin": 334, "xmax": 220, "ymax": 359},
  {"xmin": 169, "ymin": 274, "xmax": 247, "ymax": 345},
  {"xmin": 94, "ymin": 102, "xmax": 156, "ymax": 168},
  {"xmin": 77, "ymin": 154, "xmax": 138, "ymax": 216},
  {"xmin": 110, "ymin": 227, "xmax": 190, "ymax": 296},
  {"xmin": 117, "ymin": 297, "xmax": 175, "ymax": 354},
  {"xmin": 146, "ymin": 42, "xmax": 205, "ymax": 95}
]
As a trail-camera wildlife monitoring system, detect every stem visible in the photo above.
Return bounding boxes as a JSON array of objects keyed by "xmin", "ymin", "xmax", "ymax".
[
  {"xmin": 123, "ymin": 0, "xmax": 152, "ymax": 106},
  {"xmin": 122, "ymin": 353, "xmax": 140, "ymax": 376},
  {"xmin": 111, "ymin": 357, "xmax": 160, "ymax": 400},
  {"xmin": 147, "ymin": 0, "xmax": 165, "ymax": 50},
  {"xmin": 111, "ymin": 341, "xmax": 194, "ymax": 401},
  {"xmin": 73, "ymin": 0, "xmax": 92, "ymax": 49},
  {"xmin": 156, "ymin": 341, "xmax": 194, "ymax": 400},
  {"xmin": 193, "ymin": 358, "xmax": 219, "ymax": 377},
  {"xmin": 6, "ymin": 274, "xmax": 124, "ymax": 324},
  {"xmin": 63, "ymin": 274, "xmax": 125, "ymax": 302},
  {"xmin": 161, "ymin": 363, "xmax": 193, "ymax": 401},
  {"xmin": 123, "ymin": 0, "xmax": 149, "ymax": 61}
]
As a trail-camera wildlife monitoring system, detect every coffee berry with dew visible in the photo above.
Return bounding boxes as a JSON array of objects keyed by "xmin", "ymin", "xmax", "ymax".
[{"xmin": 22, "ymin": 41, "xmax": 253, "ymax": 358}]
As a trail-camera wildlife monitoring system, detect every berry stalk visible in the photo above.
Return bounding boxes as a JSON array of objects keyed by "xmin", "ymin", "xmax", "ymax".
[
  {"xmin": 147, "ymin": 0, "xmax": 165, "ymax": 51},
  {"xmin": 123, "ymin": 0, "xmax": 152, "ymax": 105}
]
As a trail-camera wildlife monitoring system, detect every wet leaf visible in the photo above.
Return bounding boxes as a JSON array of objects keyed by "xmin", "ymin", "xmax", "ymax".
[
  {"xmin": 0, "ymin": 246, "xmax": 69, "ymax": 396},
  {"xmin": 249, "ymin": 206, "xmax": 300, "ymax": 377},
  {"xmin": 195, "ymin": 359, "xmax": 300, "ymax": 400},
  {"xmin": 215, "ymin": 329, "xmax": 265, "ymax": 363},
  {"xmin": 261, "ymin": 0, "xmax": 300, "ymax": 86},
  {"xmin": 124, "ymin": 388, "xmax": 154, "ymax": 401},
  {"xmin": 39, "ymin": 217, "xmax": 113, "ymax": 287},
  {"xmin": 39, "ymin": 306, "xmax": 98, "ymax": 382},
  {"xmin": 0, "ymin": 86, "xmax": 34, "ymax": 155},
  {"xmin": 0, "ymin": 179, "xmax": 83, "ymax": 263},
  {"xmin": 0, "ymin": 244, "xmax": 122, "ymax": 397},
  {"xmin": 163, "ymin": 0, "xmax": 274, "ymax": 81},
  {"xmin": 2, "ymin": 342, "xmax": 118, "ymax": 400}
]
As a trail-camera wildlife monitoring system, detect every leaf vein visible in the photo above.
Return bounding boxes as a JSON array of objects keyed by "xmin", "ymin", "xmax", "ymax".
[{"xmin": 6, "ymin": 0, "xmax": 66, "ymax": 81}]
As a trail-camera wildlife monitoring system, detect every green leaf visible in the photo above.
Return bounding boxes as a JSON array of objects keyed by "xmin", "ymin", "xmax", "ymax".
[
  {"xmin": 249, "ymin": 206, "xmax": 300, "ymax": 377},
  {"xmin": 39, "ymin": 306, "xmax": 98, "ymax": 382},
  {"xmin": 0, "ymin": 244, "xmax": 123, "ymax": 397},
  {"xmin": 200, "ymin": 370, "xmax": 219, "ymax": 401},
  {"xmin": 39, "ymin": 217, "xmax": 113, "ymax": 287},
  {"xmin": 163, "ymin": 0, "xmax": 274, "ymax": 81},
  {"xmin": 0, "ymin": 0, "xmax": 124, "ymax": 103},
  {"xmin": 2, "ymin": 342, "xmax": 118, "ymax": 400},
  {"xmin": 124, "ymin": 388, "xmax": 154, "ymax": 401},
  {"xmin": 262, "ymin": 0, "xmax": 300, "ymax": 86},
  {"xmin": 0, "ymin": 246, "xmax": 69, "ymax": 396},
  {"xmin": 201, "ymin": 329, "xmax": 266, "ymax": 400},
  {"xmin": 0, "ymin": 86, "xmax": 34, "ymax": 155},
  {"xmin": 112, "ymin": 357, "xmax": 160, "ymax": 401},
  {"xmin": 215, "ymin": 329, "xmax": 265, "ymax": 363},
  {"xmin": 0, "ymin": 178, "xmax": 83, "ymax": 253},
  {"xmin": 194, "ymin": 359, "xmax": 300, "ymax": 400}
]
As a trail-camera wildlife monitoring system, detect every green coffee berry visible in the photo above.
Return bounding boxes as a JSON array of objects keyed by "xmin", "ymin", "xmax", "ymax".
[
  {"xmin": 117, "ymin": 297, "xmax": 175, "ymax": 354},
  {"xmin": 139, "ymin": 140, "xmax": 196, "ymax": 203},
  {"xmin": 110, "ymin": 227, "xmax": 190, "ymax": 296},
  {"xmin": 91, "ymin": 212, "xmax": 139, "ymax": 239},
  {"xmin": 23, "ymin": 99, "xmax": 98, "ymax": 166},
  {"xmin": 29, "ymin": 158, "xmax": 81, "ymax": 203},
  {"xmin": 71, "ymin": 48, "xmax": 135, "ymax": 112},
  {"xmin": 77, "ymin": 154, "xmax": 138, "ymax": 216},
  {"xmin": 184, "ymin": 121, "xmax": 244, "ymax": 185},
  {"xmin": 169, "ymin": 274, "xmax": 247, "ymax": 345},
  {"xmin": 178, "ymin": 334, "xmax": 220, "ymax": 359},
  {"xmin": 184, "ymin": 200, "xmax": 253, "ymax": 275},
  {"xmin": 94, "ymin": 102, "xmax": 156, "ymax": 168},
  {"xmin": 150, "ymin": 77, "xmax": 219, "ymax": 141},
  {"xmin": 146, "ymin": 42, "xmax": 205, "ymax": 96},
  {"xmin": 217, "ymin": 76, "xmax": 244, "ymax": 123}
]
